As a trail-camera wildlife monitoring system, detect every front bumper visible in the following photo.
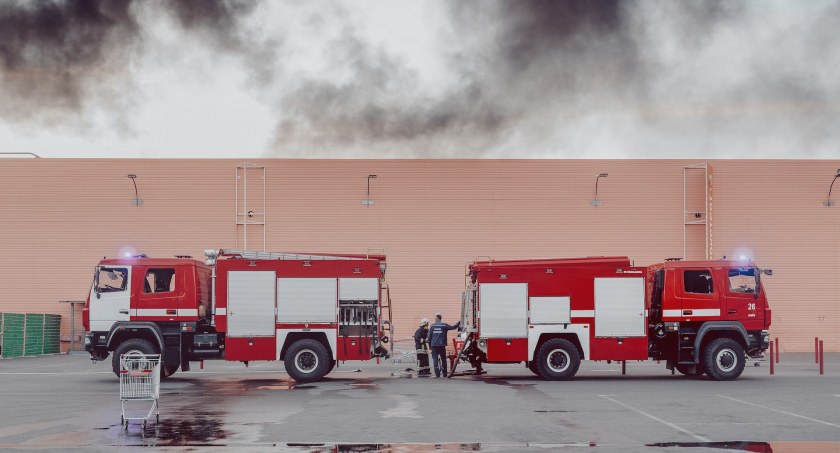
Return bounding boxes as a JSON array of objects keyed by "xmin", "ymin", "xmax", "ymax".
[
  {"xmin": 84, "ymin": 332, "xmax": 109, "ymax": 361},
  {"xmin": 746, "ymin": 330, "xmax": 771, "ymax": 357}
]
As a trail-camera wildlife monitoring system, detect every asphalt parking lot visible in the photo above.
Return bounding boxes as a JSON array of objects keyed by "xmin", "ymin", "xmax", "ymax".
[{"xmin": 0, "ymin": 353, "xmax": 838, "ymax": 452}]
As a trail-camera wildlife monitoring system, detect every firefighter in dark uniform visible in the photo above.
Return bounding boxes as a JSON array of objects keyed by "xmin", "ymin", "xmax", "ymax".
[
  {"xmin": 414, "ymin": 318, "xmax": 431, "ymax": 376},
  {"xmin": 427, "ymin": 313, "xmax": 460, "ymax": 378}
]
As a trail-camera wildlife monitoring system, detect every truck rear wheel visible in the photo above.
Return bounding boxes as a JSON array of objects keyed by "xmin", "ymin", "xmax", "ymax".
[
  {"xmin": 536, "ymin": 338, "xmax": 580, "ymax": 381},
  {"xmin": 284, "ymin": 339, "xmax": 330, "ymax": 383},
  {"xmin": 527, "ymin": 361, "xmax": 540, "ymax": 376},
  {"xmin": 702, "ymin": 338, "xmax": 745, "ymax": 381},
  {"xmin": 111, "ymin": 339, "xmax": 157, "ymax": 377}
]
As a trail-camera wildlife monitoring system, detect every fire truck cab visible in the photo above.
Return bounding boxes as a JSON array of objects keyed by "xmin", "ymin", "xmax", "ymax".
[{"xmin": 455, "ymin": 257, "xmax": 771, "ymax": 381}]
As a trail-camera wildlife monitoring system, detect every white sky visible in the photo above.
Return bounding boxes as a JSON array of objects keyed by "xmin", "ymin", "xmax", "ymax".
[{"xmin": 1, "ymin": 1, "xmax": 839, "ymax": 159}]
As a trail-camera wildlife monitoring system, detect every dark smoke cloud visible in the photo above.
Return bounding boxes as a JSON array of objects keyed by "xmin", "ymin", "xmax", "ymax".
[
  {"xmin": 2, "ymin": 1, "xmax": 839, "ymax": 157},
  {"xmin": 270, "ymin": 0, "xmax": 645, "ymax": 156},
  {"xmin": 268, "ymin": 0, "xmax": 840, "ymax": 157},
  {"xmin": 0, "ymin": 0, "xmax": 138, "ymax": 124},
  {"xmin": 272, "ymin": 29, "xmax": 506, "ymax": 156},
  {"xmin": 0, "ymin": 0, "xmax": 261, "ymax": 129}
]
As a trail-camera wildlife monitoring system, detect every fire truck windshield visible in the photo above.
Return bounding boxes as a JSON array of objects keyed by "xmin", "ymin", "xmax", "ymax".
[
  {"xmin": 95, "ymin": 267, "xmax": 128, "ymax": 293},
  {"xmin": 728, "ymin": 267, "xmax": 758, "ymax": 293}
]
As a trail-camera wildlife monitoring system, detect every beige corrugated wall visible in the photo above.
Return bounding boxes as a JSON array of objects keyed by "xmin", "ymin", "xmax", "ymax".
[{"xmin": 0, "ymin": 159, "xmax": 837, "ymax": 352}]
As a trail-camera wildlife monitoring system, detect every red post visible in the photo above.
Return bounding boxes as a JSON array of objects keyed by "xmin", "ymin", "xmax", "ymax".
[
  {"xmin": 769, "ymin": 341, "xmax": 774, "ymax": 375},
  {"xmin": 816, "ymin": 337, "xmax": 820, "ymax": 363},
  {"xmin": 774, "ymin": 338, "xmax": 780, "ymax": 363},
  {"xmin": 819, "ymin": 340, "xmax": 824, "ymax": 375}
]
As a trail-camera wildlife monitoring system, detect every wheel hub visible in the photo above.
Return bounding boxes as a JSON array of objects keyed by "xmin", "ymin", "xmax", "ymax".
[
  {"xmin": 295, "ymin": 350, "xmax": 318, "ymax": 373},
  {"xmin": 547, "ymin": 349, "xmax": 570, "ymax": 373},
  {"xmin": 716, "ymin": 348, "xmax": 737, "ymax": 372}
]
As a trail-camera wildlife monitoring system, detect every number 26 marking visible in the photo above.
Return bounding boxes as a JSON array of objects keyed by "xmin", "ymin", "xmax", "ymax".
[{"xmin": 748, "ymin": 303, "xmax": 756, "ymax": 310}]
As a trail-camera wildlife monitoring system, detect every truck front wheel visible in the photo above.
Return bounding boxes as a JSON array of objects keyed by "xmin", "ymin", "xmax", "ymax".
[
  {"xmin": 536, "ymin": 338, "xmax": 581, "ymax": 381},
  {"xmin": 111, "ymin": 339, "xmax": 157, "ymax": 377},
  {"xmin": 284, "ymin": 339, "xmax": 330, "ymax": 383},
  {"xmin": 702, "ymin": 338, "xmax": 745, "ymax": 381}
]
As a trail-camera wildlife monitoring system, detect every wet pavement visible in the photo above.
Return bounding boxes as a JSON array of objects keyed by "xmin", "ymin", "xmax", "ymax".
[{"xmin": 0, "ymin": 353, "xmax": 838, "ymax": 452}]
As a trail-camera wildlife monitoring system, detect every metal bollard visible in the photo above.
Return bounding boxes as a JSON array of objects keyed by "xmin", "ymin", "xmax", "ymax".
[
  {"xmin": 775, "ymin": 338, "xmax": 780, "ymax": 363},
  {"xmin": 769, "ymin": 341, "xmax": 774, "ymax": 375},
  {"xmin": 816, "ymin": 337, "xmax": 820, "ymax": 363},
  {"xmin": 819, "ymin": 340, "xmax": 824, "ymax": 375}
]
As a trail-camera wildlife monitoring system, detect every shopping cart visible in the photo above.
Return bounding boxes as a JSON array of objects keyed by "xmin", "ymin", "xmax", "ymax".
[{"xmin": 119, "ymin": 354, "xmax": 161, "ymax": 428}]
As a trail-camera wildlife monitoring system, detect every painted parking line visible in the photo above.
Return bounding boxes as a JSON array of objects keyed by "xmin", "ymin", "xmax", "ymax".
[
  {"xmin": 717, "ymin": 395, "xmax": 839, "ymax": 427},
  {"xmin": 598, "ymin": 395, "xmax": 710, "ymax": 442}
]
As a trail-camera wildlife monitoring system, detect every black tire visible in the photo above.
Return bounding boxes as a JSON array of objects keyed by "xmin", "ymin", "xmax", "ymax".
[
  {"xmin": 675, "ymin": 364, "xmax": 705, "ymax": 377},
  {"xmin": 284, "ymin": 339, "xmax": 330, "ymax": 383},
  {"xmin": 536, "ymin": 338, "xmax": 581, "ymax": 380},
  {"xmin": 702, "ymin": 338, "xmax": 746, "ymax": 381},
  {"xmin": 527, "ymin": 361, "xmax": 540, "ymax": 376},
  {"xmin": 111, "ymin": 339, "xmax": 157, "ymax": 377},
  {"xmin": 326, "ymin": 359, "xmax": 336, "ymax": 374}
]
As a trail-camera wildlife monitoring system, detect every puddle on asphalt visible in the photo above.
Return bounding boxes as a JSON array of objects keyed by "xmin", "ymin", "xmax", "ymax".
[
  {"xmin": 257, "ymin": 383, "xmax": 316, "ymax": 391},
  {"xmin": 285, "ymin": 443, "xmax": 482, "ymax": 452},
  {"xmin": 109, "ymin": 411, "xmax": 229, "ymax": 447},
  {"xmin": 350, "ymin": 378, "xmax": 379, "ymax": 389},
  {"xmin": 479, "ymin": 377, "xmax": 535, "ymax": 391},
  {"xmin": 647, "ymin": 441, "xmax": 772, "ymax": 452}
]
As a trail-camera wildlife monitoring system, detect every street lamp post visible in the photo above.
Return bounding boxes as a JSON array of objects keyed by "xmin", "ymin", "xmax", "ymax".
[
  {"xmin": 823, "ymin": 169, "xmax": 840, "ymax": 207},
  {"xmin": 591, "ymin": 173, "xmax": 608, "ymax": 207},
  {"xmin": 128, "ymin": 174, "xmax": 143, "ymax": 206},
  {"xmin": 362, "ymin": 174, "xmax": 377, "ymax": 206}
]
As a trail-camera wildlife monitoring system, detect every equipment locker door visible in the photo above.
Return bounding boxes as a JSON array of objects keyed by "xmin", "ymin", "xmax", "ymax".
[
  {"xmin": 479, "ymin": 283, "xmax": 528, "ymax": 338},
  {"xmin": 227, "ymin": 271, "xmax": 276, "ymax": 337},
  {"xmin": 594, "ymin": 277, "xmax": 645, "ymax": 337}
]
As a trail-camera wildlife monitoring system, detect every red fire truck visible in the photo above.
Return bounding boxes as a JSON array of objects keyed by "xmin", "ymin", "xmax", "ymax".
[
  {"xmin": 452, "ymin": 256, "xmax": 772, "ymax": 381},
  {"xmin": 84, "ymin": 249, "xmax": 392, "ymax": 382}
]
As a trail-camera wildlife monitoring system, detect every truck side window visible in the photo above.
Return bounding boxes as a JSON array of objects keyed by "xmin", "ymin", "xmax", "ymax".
[
  {"xmin": 144, "ymin": 268, "xmax": 176, "ymax": 294},
  {"xmin": 96, "ymin": 267, "xmax": 128, "ymax": 292},
  {"xmin": 684, "ymin": 270, "xmax": 713, "ymax": 294}
]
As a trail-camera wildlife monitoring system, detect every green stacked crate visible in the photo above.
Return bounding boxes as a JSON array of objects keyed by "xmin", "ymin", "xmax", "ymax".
[
  {"xmin": 24, "ymin": 314, "xmax": 45, "ymax": 356},
  {"xmin": 2, "ymin": 313, "xmax": 25, "ymax": 358},
  {"xmin": 43, "ymin": 315, "xmax": 61, "ymax": 354}
]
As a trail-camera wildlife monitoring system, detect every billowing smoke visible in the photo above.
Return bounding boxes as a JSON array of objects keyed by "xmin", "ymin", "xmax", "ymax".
[
  {"xmin": 0, "ymin": 0, "xmax": 258, "ymax": 129},
  {"xmin": 268, "ymin": 0, "xmax": 840, "ymax": 157},
  {"xmin": 2, "ymin": 1, "xmax": 839, "ymax": 157}
]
